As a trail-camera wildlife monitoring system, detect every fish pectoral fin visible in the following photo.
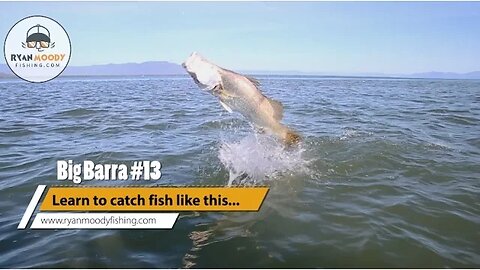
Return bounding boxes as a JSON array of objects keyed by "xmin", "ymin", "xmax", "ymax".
[
  {"xmin": 267, "ymin": 97, "xmax": 284, "ymax": 120},
  {"xmin": 219, "ymin": 100, "xmax": 233, "ymax": 113}
]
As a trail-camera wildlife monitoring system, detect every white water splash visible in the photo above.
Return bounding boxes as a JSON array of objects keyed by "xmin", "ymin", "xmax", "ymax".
[{"xmin": 218, "ymin": 133, "xmax": 307, "ymax": 186}]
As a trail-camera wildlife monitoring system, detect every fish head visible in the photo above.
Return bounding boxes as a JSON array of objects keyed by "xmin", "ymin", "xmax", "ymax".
[{"xmin": 182, "ymin": 52, "xmax": 222, "ymax": 91}]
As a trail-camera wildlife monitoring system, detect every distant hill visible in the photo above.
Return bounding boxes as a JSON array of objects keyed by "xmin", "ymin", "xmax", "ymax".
[
  {"xmin": 407, "ymin": 71, "xmax": 480, "ymax": 79},
  {"xmin": 0, "ymin": 61, "xmax": 185, "ymax": 77},
  {"xmin": 63, "ymin": 61, "xmax": 186, "ymax": 76},
  {"xmin": 0, "ymin": 65, "xmax": 11, "ymax": 75},
  {"xmin": 243, "ymin": 70, "xmax": 480, "ymax": 79},
  {"xmin": 0, "ymin": 72, "xmax": 12, "ymax": 78}
]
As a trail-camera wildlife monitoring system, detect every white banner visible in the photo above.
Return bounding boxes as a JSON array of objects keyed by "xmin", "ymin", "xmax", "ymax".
[{"xmin": 31, "ymin": 212, "xmax": 179, "ymax": 229}]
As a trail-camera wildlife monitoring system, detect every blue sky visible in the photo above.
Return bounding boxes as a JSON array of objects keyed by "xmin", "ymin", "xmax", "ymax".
[{"xmin": 1, "ymin": 2, "xmax": 479, "ymax": 74}]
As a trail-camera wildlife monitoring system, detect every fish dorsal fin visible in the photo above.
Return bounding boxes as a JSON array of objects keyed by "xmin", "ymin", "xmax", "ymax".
[
  {"xmin": 219, "ymin": 100, "xmax": 233, "ymax": 113},
  {"xmin": 245, "ymin": 76, "xmax": 260, "ymax": 88},
  {"xmin": 267, "ymin": 97, "xmax": 284, "ymax": 120}
]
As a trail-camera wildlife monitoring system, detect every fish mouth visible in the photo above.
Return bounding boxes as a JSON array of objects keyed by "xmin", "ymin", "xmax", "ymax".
[
  {"xmin": 187, "ymin": 71, "xmax": 201, "ymax": 85},
  {"xmin": 182, "ymin": 62, "xmax": 200, "ymax": 84}
]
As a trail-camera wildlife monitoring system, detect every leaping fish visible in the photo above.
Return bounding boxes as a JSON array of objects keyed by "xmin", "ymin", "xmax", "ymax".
[{"xmin": 182, "ymin": 52, "xmax": 301, "ymax": 146}]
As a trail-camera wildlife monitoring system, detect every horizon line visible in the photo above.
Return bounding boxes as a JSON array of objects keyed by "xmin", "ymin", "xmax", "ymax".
[{"xmin": 0, "ymin": 61, "xmax": 479, "ymax": 77}]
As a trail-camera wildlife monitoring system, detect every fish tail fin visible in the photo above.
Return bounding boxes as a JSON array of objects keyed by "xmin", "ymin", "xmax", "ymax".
[{"xmin": 284, "ymin": 128, "xmax": 302, "ymax": 147}]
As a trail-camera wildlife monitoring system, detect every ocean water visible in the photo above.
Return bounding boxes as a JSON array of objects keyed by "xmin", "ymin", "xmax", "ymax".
[{"xmin": 0, "ymin": 76, "xmax": 479, "ymax": 268}]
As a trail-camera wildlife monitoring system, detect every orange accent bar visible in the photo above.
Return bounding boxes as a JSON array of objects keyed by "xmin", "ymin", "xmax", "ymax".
[{"xmin": 40, "ymin": 187, "xmax": 269, "ymax": 212}]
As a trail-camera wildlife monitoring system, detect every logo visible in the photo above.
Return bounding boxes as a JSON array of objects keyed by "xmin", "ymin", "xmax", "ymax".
[
  {"xmin": 4, "ymin": 15, "xmax": 71, "ymax": 83},
  {"xmin": 22, "ymin": 24, "xmax": 55, "ymax": 52}
]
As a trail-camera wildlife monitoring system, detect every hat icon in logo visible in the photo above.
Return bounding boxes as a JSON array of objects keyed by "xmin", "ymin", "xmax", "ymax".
[{"xmin": 21, "ymin": 24, "xmax": 55, "ymax": 52}]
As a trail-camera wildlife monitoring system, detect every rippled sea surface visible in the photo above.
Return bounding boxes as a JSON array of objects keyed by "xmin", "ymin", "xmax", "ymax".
[{"xmin": 0, "ymin": 76, "xmax": 479, "ymax": 268}]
